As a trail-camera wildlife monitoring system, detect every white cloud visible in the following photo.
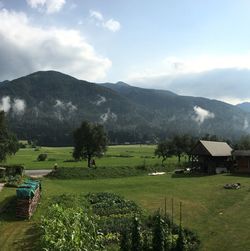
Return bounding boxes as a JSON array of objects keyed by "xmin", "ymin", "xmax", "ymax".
[
  {"xmin": 26, "ymin": 0, "xmax": 65, "ymax": 14},
  {"xmin": 13, "ymin": 99, "xmax": 26, "ymax": 115},
  {"xmin": 100, "ymin": 108, "xmax": 117, "ymax": 123},
  {"xmin": 103, "ymin": 19, "xmax": 121, "ymax": 32},
  {"xmin": 67, "ymin": 102, "xmax": 77, "ymax": 112},
  {"xmin": 94, "ymin": 95, "xmax": 106, "ymax": 106},
  {"xmin": 0, "ymin": 96, "xmax": 26, "ymax": 115},
  {"xmin": 127, "ymin": 53, "xmax": 250, "ymax": 105},
  {"xmin": 90, "ymin": 10, "xmax": 103, "ymax": 21},
  {"xmin": 244, "ymin": 118, "xmax": 249, "ymax": 130},
  {"xmin": 89, "ymin": 10, "xmax": 121, "ymax": 32},
  {"xmin": 54, "ymin": 99, "xmax": 63, "ymax": 108},
  {"xmin": 0, "ymin": 9, "xmax": 112, "ymax": 81},
  {"xmin": 193, "ymin": 106, "xmax": 215, "ymax": 125},
  {"xmin": 54, "ymin": 99, "xmax": 77, "ymax": 121},
  {"xmin": 129, "ymin": 54, "xmax": 250, "ymax": 82},
  {"xmin": 0, "ymin": 96, "xmax": 11, "ymax": 113},
  {"xmin": 54, "ymin": 99, "xmax": 77, "ymax": 111}
]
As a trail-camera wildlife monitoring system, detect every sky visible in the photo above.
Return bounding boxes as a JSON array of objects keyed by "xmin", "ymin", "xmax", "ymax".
[{"xmin": 1, "ymin": 0, "xmax": 250, "ymax": 104}]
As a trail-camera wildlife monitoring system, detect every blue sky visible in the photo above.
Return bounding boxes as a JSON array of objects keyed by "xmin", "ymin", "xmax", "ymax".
[{"xmin": 1, "ymin": 0, "xmax": 250, "ymax": 104}]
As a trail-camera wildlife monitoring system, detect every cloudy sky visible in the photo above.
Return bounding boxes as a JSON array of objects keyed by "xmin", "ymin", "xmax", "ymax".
[{"xmin": 1, "ymin": 0, "xmax": 250, "ymax": 104}]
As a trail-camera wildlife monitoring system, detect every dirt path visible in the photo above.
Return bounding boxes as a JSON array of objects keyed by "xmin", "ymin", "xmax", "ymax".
[{"xmin": 24, "ymin": 169, "xmax": 52, "ymax": 178}]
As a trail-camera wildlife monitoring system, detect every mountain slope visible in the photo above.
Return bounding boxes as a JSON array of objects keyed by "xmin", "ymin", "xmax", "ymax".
[
  {"xmin": 0, "ymin": 71, "xmax": 151, "ymax": 145},
  {"xmin": 102, "ymin": 81, "xmax": 249, "ymax": 138},
  {"xmin": 236, "ymin": 102, "xmax": 250, "ymax": 113},
  {"xmin": 0, "ymin": 71, "xmax": 249, "ymax": 145}
]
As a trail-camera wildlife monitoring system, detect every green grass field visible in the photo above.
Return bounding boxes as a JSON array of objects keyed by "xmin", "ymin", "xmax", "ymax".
[
  {"xmin": 1, "ymin": 174, "xmax": 250, "ymax": 250},
  {"xmin": 1, "ymin": 146, "xmax": 250, "ymax": 250},
  {"xmin": 5, "ymin": 145, "xmax": 180, "ymax": 170}
]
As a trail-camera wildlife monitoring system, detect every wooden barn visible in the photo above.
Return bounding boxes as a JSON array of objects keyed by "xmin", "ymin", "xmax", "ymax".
[
  {"xmin": 189, "ymin": 140, "xmax": 232, "ymax": 174},
  {"xmin": 232, "ymin": 150, "xmax": 250, "ymax": 174}
]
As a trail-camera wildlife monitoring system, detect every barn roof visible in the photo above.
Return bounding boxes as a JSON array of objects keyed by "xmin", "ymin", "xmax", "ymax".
[
  {"xmin": 232, "ymin": 150, "xmax": 250, "ymax": 156},
  {"xmin": 191, "ymin": 140, "xmax": 232, "ymax": 157}
]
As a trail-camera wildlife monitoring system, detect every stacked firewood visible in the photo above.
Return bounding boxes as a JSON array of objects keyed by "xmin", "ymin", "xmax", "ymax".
[{"xmin": 16, "ymin": 185, "xmax": 41, "ymax": 219}]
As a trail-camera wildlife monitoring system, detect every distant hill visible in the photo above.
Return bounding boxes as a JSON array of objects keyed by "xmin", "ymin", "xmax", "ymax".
[
  {"xmin": 236, "ymin": 102, "xmax": 250, "ymax": 113},
  {"xmin": 0, "ymin": 71, "xmax": 250, "ymax": 145}
]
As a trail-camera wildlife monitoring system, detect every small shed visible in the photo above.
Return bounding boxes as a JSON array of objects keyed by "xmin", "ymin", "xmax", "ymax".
[
  {"xmin": 232, "ymin": 150, "xmax": 250, "ymax": 173},
  {"xmin": 189, "ymin": 140, "xmax": 232, "ymax": 174}
]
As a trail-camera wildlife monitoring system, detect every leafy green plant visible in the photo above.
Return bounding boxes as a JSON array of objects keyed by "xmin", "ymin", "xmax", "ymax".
[
  {"xmin": 41, "ymin": 204, "xmax": 104, "ymax": 251},
  {"xmin": 131, "ymin": 217, "xmax": 142, "ymax": 251}
]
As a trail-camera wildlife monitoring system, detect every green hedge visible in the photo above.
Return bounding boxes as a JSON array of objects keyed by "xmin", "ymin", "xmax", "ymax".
[{"xmin": 47, "ymin": 165, "xmax": 168, "ymax": 179}]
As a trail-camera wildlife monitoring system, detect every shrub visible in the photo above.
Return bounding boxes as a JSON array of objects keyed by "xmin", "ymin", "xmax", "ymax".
[
  {"xmin": 1, "ymin": 165, "xmax": 24, "ymax": 176},
  {"xmin": 37, "ymin": 153, "xmax": 47, "ymax": 161},
  {"xmin": 4, "ymin": 175, "xmax": 22, "ymax": 187}
]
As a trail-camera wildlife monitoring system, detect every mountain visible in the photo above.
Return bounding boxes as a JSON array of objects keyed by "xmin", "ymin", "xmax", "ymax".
[
  {"xmin": 236, "ymin": 102, "xmax": 250, "ymax": 113},
  {"xmin": 0, "ymin": 71, "xmax": 250, "ymax": 145},
  {"xmin": 102, "ymin": 81, "xmax": 250, "ymax": 137}
]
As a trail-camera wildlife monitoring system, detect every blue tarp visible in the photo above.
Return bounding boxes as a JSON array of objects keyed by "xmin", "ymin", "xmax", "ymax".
[{"xmin": 16, "ymin": 179, "xmax": 41, "ymax": 199}]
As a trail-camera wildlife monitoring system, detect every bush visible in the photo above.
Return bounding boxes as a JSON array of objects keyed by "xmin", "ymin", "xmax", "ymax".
[
  {"xmin": 37, "ymin": 153, "xmax": 47, "ymax": 161},
  {"xmin": 4, "ymin": 175, "xmax": 22, "ymax": 187},
  {"xmin": 0, "ymin": 165, "xmax": 24, "ymax": 176}
]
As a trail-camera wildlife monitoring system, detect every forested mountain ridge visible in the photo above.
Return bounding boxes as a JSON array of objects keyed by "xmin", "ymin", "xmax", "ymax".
[
  {"xmin": 236, "ymin": 102, "xmax": 250, "ymax": 113},
  {"xmin": 0, "ymin": 71, "xmax": 249, "ymax": 145}
]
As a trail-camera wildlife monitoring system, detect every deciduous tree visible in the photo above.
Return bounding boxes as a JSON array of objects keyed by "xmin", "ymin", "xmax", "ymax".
[
  {"xmin": 155, "ymin": 141, "xmax": 174, "ymax": 166},
  {"xmin": 73, "ymin": 121, "xmax": 108, "ymax": 167},
  {"xmin": 0, "ymin": 111, "xmax": 19, "ymax": 162}
]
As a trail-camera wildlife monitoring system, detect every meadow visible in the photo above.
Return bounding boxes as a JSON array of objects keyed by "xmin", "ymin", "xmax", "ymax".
[
  {"xmin": 5, "ymin": 145, "xmax": 169, "ymax": 170},
  {"xmin": 0, "ymin": 145, "xmax": 250, "ymax": 250}
]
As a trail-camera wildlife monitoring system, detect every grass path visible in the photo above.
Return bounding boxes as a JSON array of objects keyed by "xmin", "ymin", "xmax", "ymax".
[{"xmin": 0, "ymin": 221, "xmax": 38, "ymax": 251}]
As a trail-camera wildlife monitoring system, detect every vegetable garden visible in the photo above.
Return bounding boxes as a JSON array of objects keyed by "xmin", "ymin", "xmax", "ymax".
[{"xmin": 40, "ymin": 192, "xmax": 200, "ymax": 250}]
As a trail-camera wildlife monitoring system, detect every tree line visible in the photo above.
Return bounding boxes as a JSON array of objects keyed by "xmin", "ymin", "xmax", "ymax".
[{"xmin": 3, "ymin": 113, "xmax": 250, "ymax": 166}]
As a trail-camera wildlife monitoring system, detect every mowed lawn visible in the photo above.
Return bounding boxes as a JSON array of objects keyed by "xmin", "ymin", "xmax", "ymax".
[
  {"xmin": 5, "ymin": 145, "xmax": 172, "ymax": 170},
  {"xmin": 1, "ymin": 174, "xmax": 250, "ymax": 251}
]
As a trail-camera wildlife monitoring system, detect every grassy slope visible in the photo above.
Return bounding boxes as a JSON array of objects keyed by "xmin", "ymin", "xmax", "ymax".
[
  {"xmin": 1, "ymin": 174, "xmax": 250, "ymax": 250},
  {"xmin": 5, "ymin": 145, "xmax": 181, "ymax": 170}
]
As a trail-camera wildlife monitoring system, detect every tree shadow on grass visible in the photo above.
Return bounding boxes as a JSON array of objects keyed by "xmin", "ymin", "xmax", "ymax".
[
  {"xmin": 16, "ymin": 223, "xmax": 42, "ymax": 251},
  {"xmin": 0, "ymin": 196, "xmax": 42, "ymax": 250},
  {"xmin": 0, "ymin": 195, "xmax": 18, "ymax": 222}
]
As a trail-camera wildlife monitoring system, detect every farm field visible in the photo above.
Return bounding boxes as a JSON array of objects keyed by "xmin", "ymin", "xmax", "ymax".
[{"xmin": 4, "ymin": 145, "xmax": 175, "ymax": 170}]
